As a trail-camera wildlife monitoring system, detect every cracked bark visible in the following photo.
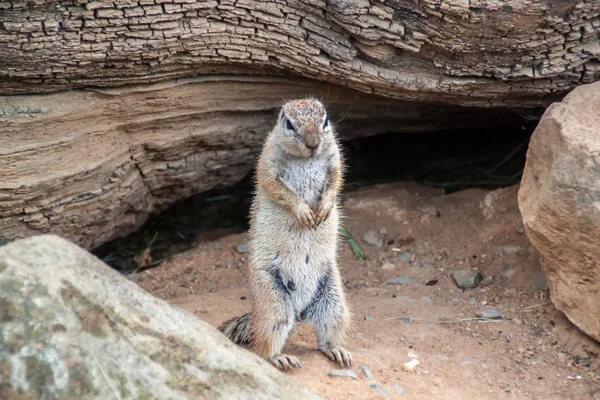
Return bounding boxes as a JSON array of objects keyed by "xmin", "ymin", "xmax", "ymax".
[
  {"xmin": 0, "ymin": 0, "xmax": 599, "ymax": 248},
  {"xmin": 1, "ymin": 0, "xmax": 599, "ymax": 103}
]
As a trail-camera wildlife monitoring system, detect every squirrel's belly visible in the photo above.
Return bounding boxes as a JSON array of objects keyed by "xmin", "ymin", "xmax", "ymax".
[
  {"xmin": 250, "ymin": 196, "xmax": 339, "ymax": 266},
  {"xmin": 250, "ymin": 191, "xmax": 340, "ymax": 314}
]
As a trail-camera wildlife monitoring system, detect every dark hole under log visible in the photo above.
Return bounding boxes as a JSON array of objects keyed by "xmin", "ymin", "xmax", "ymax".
[{"xmin": 92, "ymin": 113, "xmax": 537, "ymax": 274}]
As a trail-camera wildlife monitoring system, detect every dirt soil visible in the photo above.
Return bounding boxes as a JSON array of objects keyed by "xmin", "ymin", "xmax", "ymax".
[{"xmin": 139, "ymin": 182, "xmax": 600, "ymax": 400}]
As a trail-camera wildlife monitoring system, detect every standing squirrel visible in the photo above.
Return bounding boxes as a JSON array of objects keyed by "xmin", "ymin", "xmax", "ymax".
[{"xmin": 219, "ymin": 98, "xmax": 352, "ymax": 370}]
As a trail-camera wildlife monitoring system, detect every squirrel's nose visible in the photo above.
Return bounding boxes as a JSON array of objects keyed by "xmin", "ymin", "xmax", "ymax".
[{"xmin": 305, "ymin": 136, "xmax": 320, "ymax": 149}]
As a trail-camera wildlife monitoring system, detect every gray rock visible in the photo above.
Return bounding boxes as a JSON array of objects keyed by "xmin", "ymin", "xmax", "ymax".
[
  {"xmin": 126, "ymin": 271, "xmax": 140, "ymax": 283},
  {"xmin": 502, "ymin": 268, "xmax": 517, "ymax": 280},
  {"xmin": 385, "ymin": 276, "xmax": 413, "ymax": 285},
  {"xmin": 501, "ymin": 245, "xmax": 522, "ymax": 255},
  {"xmin": 0, "ymin": 235, "xmax": 319, "ymax": 400},
  {"xmin": 381, "ymin": 262, "xmax": 395, "ymax": 270},
  {"xmin": 452, "ymin": 270, "xmax": 483, "ymax": 289},
  {"xmin": 359, "ymin": 365, "xmax": 374, "ymax": 380},
  {"xmin": 399, "ymin": 252, "xmax": 412, "ymax": 262},
  {"xmin": 369, "ymin": 383, "xmax": 392, "ymax": 398},
  {"xmin": 422, "ymin": 263, "xmax": 435, "ymax": 271},
  {"xmin": 364, "ymin": 315, "xmax": 374, "ymax": 321},
  {"xmin": 363, "ymin": 230, "xmax": 384, "ymax": 248},
  {"xmin": 516, "ymin": 225, "xmax": 525, "ymax": 234},
  {"xmin": 429, "ymin": 354, "xmax": 449, "ymax": 362},
  {"xmin": 235, "ymin": 241, "xmax": 249, "ymax": 254},
  {"xmin": 534, "ymin": 271, "xmax": 549, "ymax": 291},
  {"xmin": 328, "ymin": 369, "xmax": 358, "ymax": 379},
  {"xmin": 421, "ymin": 296, "xmax": 433, "ymax": 304},
  {"xmin": 393, "ymin": 384, "xmax": 405, "ymax": 396},
  {"xmin": 481, "ymin": 275, "xmax": 494, "ymax": 286},
  {"xmin": 475, "ymin": 308, "xmax": 505, "ymax": 320},
  {"xmin": 461, "ymin": 360, "xmax": 474, "ymax": 366}
]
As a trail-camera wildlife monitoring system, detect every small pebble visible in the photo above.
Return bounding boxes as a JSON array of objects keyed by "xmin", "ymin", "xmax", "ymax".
[
  {"xmin": 421, "ymin": 296, "xmax": 433, "ymax": 304},
  {"xmin": 534, "ymin": 271, "xmax": 549, "ymax": 291},
  {"xmin": 453, "ymin": 270, "xmax": 483, "ymax": 289},
  {"xmin": 393, "ymin": 384, "xmax": 405, "ymax": 396},
  {"xmin": 403, "ymin": 359, "xmax": 419, "ymax": 372},
  {"xmin": 422, "ymin": 263, "xmax": 435, "ymax": 271},
  {"xmin": 461, "ymin": 360, "xmax": 474, "ymax": 366},
  {"xmin": 399, "ymin": 252, "xmax": 412, "ymax": 262},
  {"xmin": 381, "ymin": 262, "xmax": 395, "ymax": 270},
  {"xmin": 363, "ymin": 230, "xmax": 384, "ymax": 248},
  {"xmin": 501, "ymin": 245, "xmax": 522, "ymax": 255},
  {"xmin": 502, "ymin": 268, "xmax": 517, "ymax": 280},
  {"xmin": 126, "ymin": 272, "xmax": 140, "ymax": 283},
  {"xmin": 516, "ymin": 225, "xmax": 525, "ymax": 234},
  {"xmin": 481, "ymin": 275, "xmax": 494, "ymax": 286},
  {"xmin": 359, "ymin": 365, "xmax": 374, "ymax": 380},
  {"xmin": 369, "ymin": 383, "xmax": 392, "ymax": 398},
  {"xmin": 408, "ymin": 351, "xmax": 418, "ymax": 359},
  {"xmin": 235, "ymin": 242, "xmax": 249, "ymax": 254},
  {"xmin": 429, "ymin": 354, "xmax": 449, "ymax": 361},
  {"xmin": 328, "ymin": 369, "xmax": 357, "ymax": 379},
  {"xmin": 385, "ymin": 276, "xmax": 413, "ymax": 286},
  {"xmin": 364, "ymin": 315, "xmax": 374, "ymax": 321},
  {"xmin": 475, "ymin": 308, "xmax": 505, "ymax": 320}
]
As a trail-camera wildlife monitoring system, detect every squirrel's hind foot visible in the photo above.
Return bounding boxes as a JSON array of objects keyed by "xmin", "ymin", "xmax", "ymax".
[
  {"xmin": 321, "ymin": 346, "xmax": 352, "ymax": 368},
  {"xmin": 272, "ymin": 354, "xmax": 302, "ymax": 370}
]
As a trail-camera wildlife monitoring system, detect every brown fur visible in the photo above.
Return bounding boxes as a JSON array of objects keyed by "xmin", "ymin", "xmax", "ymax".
[{"xmin": 219, "ymin": 98, "xmax": 352, "ymax": 370}]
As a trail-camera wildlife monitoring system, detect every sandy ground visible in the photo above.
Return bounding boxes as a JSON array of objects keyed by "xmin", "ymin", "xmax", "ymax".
[{"xmin": 139, "ymin": 182, "xmax": 600, "ymax": 400}]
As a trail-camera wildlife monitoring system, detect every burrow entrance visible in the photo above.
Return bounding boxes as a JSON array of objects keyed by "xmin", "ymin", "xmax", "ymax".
[{"xmin": 92, "ymin": 111, "xmax": 539, "ymax": 274}]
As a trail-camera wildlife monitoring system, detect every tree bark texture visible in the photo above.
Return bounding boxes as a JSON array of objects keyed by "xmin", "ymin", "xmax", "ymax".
[
  {"xmin": 1, "ymin": 0, "xmax": 599, "ymax": 106},
  {"xmin": 0, "ymin": 0, "xmax": 599, "ymax": 248},
  {"xmin": 0, "ymin": 76, "xmax": 523, "ymax": 249}
]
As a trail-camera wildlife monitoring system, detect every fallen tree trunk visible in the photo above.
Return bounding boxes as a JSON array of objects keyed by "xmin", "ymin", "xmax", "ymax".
[
  {"xmin": 1, "ymin": 0, "xmax": 598, "ymax": 105},
  {"xmin": 0, "ymin": 0, "xmax": 599, "ymax": 248},
  {"xmin": 0, "ymin": 76, "xmax": 523, "ymax": 249}
]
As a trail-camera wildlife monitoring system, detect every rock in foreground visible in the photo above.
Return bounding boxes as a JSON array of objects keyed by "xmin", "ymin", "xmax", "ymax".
[
  {"xmin": 0, "ymin": 235, "xmax": 319, "ymax": 399},
  {"xmin": 519, "ymin": 82, "xmax": 600, "ymax": 343}
]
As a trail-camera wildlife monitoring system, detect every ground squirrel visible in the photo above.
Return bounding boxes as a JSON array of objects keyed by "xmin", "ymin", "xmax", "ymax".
[{"xmin": 219, "ymin": 98, "xmax": 352, "ymax": 370}]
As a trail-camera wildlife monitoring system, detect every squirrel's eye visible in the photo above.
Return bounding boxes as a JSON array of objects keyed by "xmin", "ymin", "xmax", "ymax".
[
  {"xmin": 285, "ymin": 118, "xmax": 295, "ymax": 132},
  {"xmin": 323, "ymin": 116, "xmax": 329, "ymax": 129}
]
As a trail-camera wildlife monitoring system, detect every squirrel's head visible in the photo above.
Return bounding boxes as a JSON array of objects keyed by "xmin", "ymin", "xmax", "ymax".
[{"xmin": 276, "ymin": 98, "xmax": 332, "ymax": 158}]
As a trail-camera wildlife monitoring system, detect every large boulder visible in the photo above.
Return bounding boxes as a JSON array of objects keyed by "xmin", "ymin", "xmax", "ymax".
[
  {"xmin": 519, "ymin": 81, "xmax": 600, "ymax": 342},
  {"xmin": 0, "ymin": 235, "xmax": 320, "ymax": 399}
]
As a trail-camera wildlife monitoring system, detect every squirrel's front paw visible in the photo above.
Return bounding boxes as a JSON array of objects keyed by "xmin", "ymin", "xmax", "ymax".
[
  {"xmin": 292, "ymin": 201, "xmax": 316, "ymax": 227},
  {"xmin": 315, "ymin": 197, "xmax": 334, "ymax": 226}
]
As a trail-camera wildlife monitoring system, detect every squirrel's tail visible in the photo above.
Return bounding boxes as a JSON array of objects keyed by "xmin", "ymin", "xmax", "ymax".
[{"xmin": 219, "ymin": 312, "xmax": 253, "ymax": 346}]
